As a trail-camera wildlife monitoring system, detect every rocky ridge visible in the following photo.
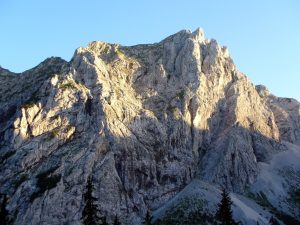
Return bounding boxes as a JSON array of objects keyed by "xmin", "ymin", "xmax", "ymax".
[{"xmin": 0, "ymin": 28, "xmax": 299, "ymax": 224}]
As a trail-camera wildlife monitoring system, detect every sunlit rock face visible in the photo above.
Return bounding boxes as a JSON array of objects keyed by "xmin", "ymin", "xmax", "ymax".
[{"xmin": 0, "ymin": 29, "xmax": 299, "ymax": 225}]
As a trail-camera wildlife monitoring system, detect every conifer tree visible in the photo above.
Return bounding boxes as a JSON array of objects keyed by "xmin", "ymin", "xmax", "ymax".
[
  {"xmin": 143, "ymin": 210, "xmax": 153, "ymax": 225},
  {"xmin": 82, "ymin": 176, "xmax": 100, "ymax": 225},
  {"xmin": 100, "ymin": 215, "xmax": 109, "ymax": 225},
  {"xmin": 0, "ymin": 193, "xmax": 10, "ymax": 225},
  {"xmin": 113, "ymin": 215, "xmax": 121, "ymax": 225},
  {"xmin": 216, "ymin": 189, "xmax": 235, "ymax": 225},
  {"xmin": 269, "ymin": 216, "xmax": 280, "ymax": 225}
]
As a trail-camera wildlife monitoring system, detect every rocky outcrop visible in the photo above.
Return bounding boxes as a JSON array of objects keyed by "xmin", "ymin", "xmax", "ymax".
[
  {"xmin": 0, "ymin": 29, "xmax": 299, "ymax": 225},
  {"xmin": 256, "ymin": 85, "xmax": 300, "ymax": 145}
]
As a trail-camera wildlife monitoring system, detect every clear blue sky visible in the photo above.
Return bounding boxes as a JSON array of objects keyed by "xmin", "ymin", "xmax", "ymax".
[{"xmin": 1, "ymin": 0, "xmax": 299, "ymax": 100}]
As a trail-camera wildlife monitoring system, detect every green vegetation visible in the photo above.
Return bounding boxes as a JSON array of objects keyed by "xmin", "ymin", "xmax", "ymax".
[
  {"xmin": 153, "ymin": 198, "xmax": 213, "ymax": 225},
  {"xmin": 49, "ymin": 130, "xmax": 59, "ymax": 139},
  {"xmin": 116, "ymin": 49, "xmax": 125, "ymax": 58},
  {"xmin": 247, "ymin": 191, "xmax": 272, "ymax": 209},
  {"xmin": 165, "ymin": 90, "xmax": 185, "ymax": 114},
  {"xmin": 269, "ymin": 216, "xmax": 280, "ymax": 225},
  {"xmin": 0, "ymin": 193, "xmax": 11, "ymax": 224},
  {"xmin": 113, "ymin": 215, "xmax": 121, "ymax": 225},
  {"xmin": 50, "ymin": 114, "xmax": 60, "ymax": 121},
  {"xmin": 101, "ymin": 216, "xmax": 109, "ymax": 225},
  {"xmin": 176, "ymin": 90, "xmax": 185, "ymax": 99},
  {"xmin": 59, "ymin": 80, "xmax": 78, "ymax": 90},
  {"xmin": 115, "ymin": 88, "xmax": 123, "ymax": 99},
  {"xmin": 82, "ymin": 176, "xmax": 101, "ymax": 225},
  {"xmin": 288, "ymin": 188, "xmax": 300, "ymax": 207},
  {"xmin": 59, "ymin": 79, "xmax": 88, "ymax": 92},
  {"xmin": 65, "ymin": 125, "xmax": 73, "ymax": 133},
  {"xmin": 21, "ymin": 101, "xmax": 36, "ymax": 109},
  {"xmin": 21, "ymin": 91, "xmax": 40, "ymax": 109},
  {"xmin": 275, "ymin": 212, "xmax": 300, "ymax": 225},
  {"xmin": 216, "ymin": 189, "xmax": 236, "ymax": 225},
  {"xmin": 85, "ymin": 97, "xmax": 92, "ymax": 116},
  {"xmin": 13, "ymin": 174, "xmax": 29, "ymax": 189},
  {"xmin": 154, "ymin": 191, "xmax": 238, "ymax": 225},
  {"xmin": 143, "ymin": 210, "xmax": 153, "ymax": 225},
  {"xmin": 167, "ymin": 105, "xmax": 177, "ymax": 113},
  {"xmin": 30, "ymin": 166, "xmax": 61, "ymax": 202},
  {"xmin": 247, "ymin": 191, "xmax": 300, "ymax": 225},
  {"xmin": 36, "ymin": 166, "xmax": 59, "ymax": 180}
]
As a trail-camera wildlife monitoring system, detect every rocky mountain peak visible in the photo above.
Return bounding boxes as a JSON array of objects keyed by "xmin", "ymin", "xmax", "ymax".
[{"xmin": 0, "ymin": 29, "xmax": 299, "ymax": 225}]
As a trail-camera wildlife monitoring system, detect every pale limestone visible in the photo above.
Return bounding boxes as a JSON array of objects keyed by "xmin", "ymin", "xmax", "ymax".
[{"xmin": 0, "ymin": 29, "xmax": 299, "ymax": 225}]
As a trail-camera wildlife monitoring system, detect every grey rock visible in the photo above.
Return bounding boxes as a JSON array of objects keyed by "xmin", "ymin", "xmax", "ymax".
[{"xmin": 0, "ymin": 29, "xmax": 299, "ymax": 224}]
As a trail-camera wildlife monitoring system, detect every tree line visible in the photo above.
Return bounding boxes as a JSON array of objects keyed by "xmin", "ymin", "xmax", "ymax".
[
  {"xmin": 81, "ymin": 178, "xmax": 281, "ymax": 225},
  {"xmin": 0, "ymin": 178, "xmax": 282, "ymax": 225},
  {"xmin": 81, "ymin": 175, "xmax": 236, "ymax": 225},
  {"xmin": 81, "ymin": 176, "xmax": 153, "ymax": 225}
]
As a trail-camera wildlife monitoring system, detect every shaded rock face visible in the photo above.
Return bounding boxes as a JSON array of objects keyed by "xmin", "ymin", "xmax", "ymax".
[{"xmin": 0, "ymin": 29, "xmax": 299, "ymax": 224}]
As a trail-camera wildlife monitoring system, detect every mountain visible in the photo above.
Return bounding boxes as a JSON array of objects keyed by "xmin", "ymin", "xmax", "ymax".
[{"xmin": 0, "ymin": 28, "xmax": 299, "ymax": 225}]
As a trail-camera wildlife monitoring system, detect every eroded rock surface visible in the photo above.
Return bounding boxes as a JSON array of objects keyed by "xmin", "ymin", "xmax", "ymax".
[{"xmin": 0, "ymin": 29, "xmax": 299, "ymax": 224}]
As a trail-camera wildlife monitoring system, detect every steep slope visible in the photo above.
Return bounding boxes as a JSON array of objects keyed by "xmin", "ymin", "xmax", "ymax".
[
  {"xmin": 256, "ymin": 85, "xmax": 300, "ymax": 145},
  {"xmin": 0, "ymin": 29, "xmax": 299, "ymax": 224},
  {"xmin": 152, "ymin": 180, "xmax": 273, "ymax": 225},
  {"xmin": 249, "ymin": 141, "xmax": 300, "ymax": 221},
  {"xmin": 153, "ymin": 141, "xmax": 300, "ymax": 225}
]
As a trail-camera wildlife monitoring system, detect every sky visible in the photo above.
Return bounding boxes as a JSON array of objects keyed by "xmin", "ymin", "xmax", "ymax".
[{"xmin": 0, "ymin": 0, "xmax": 299, "ymax": 100}]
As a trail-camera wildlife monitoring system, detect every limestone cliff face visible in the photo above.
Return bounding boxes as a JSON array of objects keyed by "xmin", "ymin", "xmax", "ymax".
[
  {"xmin": 256, "ymin": 85, "xmax": 300, "ymax": 145},
  {"xmin": 0, "ymin": 29, "xmax": 299, "ymax": 225}
]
